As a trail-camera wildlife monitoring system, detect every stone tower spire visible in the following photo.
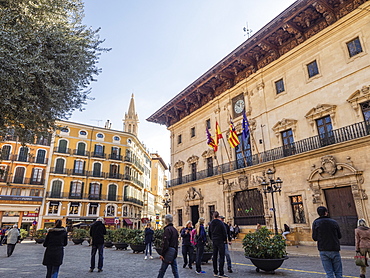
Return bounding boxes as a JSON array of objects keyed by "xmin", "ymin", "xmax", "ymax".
[{"xmin": 123, "ymin": 94, "xmax": 139, "ymax": 136}]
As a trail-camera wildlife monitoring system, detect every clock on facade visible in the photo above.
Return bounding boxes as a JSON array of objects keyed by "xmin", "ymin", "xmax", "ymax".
[{"xmin": 232, "ymin": 94, "xmax": 245, "ymax": 118}]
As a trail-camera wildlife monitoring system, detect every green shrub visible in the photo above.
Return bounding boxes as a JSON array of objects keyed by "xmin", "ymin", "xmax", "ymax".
[
  {"xmin": 35, "ymin": 229, "xmax": 47, "ymax": 239},
  {"xmin": 112, "ymin": 228, "xmax": 129, "ymax": 243},
  {"xmin": 20, "ymin": 228, "xmax": 28, "ymax": 239},
  {"xmin": 242, "ymin": 227, "xmax": 286, "ymax": 259},
  {"xmin": 153, "ymin": 229, "xmax": 163, "ymax": 249},
  {"xmin": 127, "ymin": 229, "xmax": 145, "ymax": 245},
  {"xmin": 104, "ymin": 229, "xmax": 114, "ymax": 242},
  {"xmin": 71, "ymin": 228, "xmax": 89, "ymax": 239}
]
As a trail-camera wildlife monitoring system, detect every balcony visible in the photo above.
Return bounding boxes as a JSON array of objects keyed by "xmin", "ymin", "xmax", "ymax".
[
  {"xmin": 50, "ymin": 167, "xmax": 68, "ymax": 175},
  {"xmin": 108, "ymin": 154, "xmax": 122, "ymax": 161},
  {"xmin": 91, "ymin": 152, "xmax": 106, "ymax": 159},
  {"xmin": 45, "ymin": 191, "xmax": 123, "ymax": 202},
  {"xmin": 123, "ymin": 196, "xmax": 144, "ymax": 206},
  {"xmin": 2, "ymin": 176, "xmax": 45, "ymax": 185},
  {"xmin": 54, "ymin": 147, "xmax": 71, "ymax": 154},
  {"xmin": 107, "ymin": 173, "xmax": 122, "ymax": 179},
  {"xmin": 167, "ymin": 120, "xmax": 370, "ymax": 188},
  {"xmin": 73, "ymin": 149, "xmax": 89, "ymax": 156}
]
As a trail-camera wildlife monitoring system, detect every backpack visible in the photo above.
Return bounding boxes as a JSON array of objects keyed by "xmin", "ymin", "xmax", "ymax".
[{"xmin": 190, "ymin": 229, "xmax": 197, "ymax": 246}]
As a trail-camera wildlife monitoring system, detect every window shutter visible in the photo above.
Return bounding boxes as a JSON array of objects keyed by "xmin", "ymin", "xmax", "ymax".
[
  {"xmin": 81, "ymin": 182, "xmax": 85, "ymax": 195},
  {"xmin": 89, "ymin": 183, "xmax": 92, "ymax": 195}
]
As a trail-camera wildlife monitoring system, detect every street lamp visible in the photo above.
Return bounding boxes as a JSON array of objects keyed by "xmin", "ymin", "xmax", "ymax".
[
  {"xmin": 162, "ymin": 192, "xmax": 171, "ymax": 214},
  {"xmin": 260, "ymin": 168, "xmax": 283, "ymax": 235}
]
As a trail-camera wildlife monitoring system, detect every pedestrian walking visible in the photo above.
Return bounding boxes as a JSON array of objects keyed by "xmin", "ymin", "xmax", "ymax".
[
  {"xmin": 312, "ymin": 206, "xmax": 343, "ymax": 278},
  {"xmin": 157, "ymin": 214, "xmax": 179, "ymax": 278},
  {"xmin": 220, "ymin": 216, "xmax": 233, "ymax": 273},
  {"xmin": 228, "ymin": 223, "xmax": 234, "ymax": 240},
  {"xmin": 0, "ymin": 226, "xmax": 4, "ymax": 246},
  {"xmin": 42, "ymin": 220, "xmax": 68, "ymax": 278},
  {"xmin": 233, "ymin": 224, "xmax": 240, "ymax": 240},
  {"xmin": 89, "ymin": 217, "xmax": 106, "ymax": 273},
  {"xmin": 355, "ymin": 218, "xmax": 370, "ymax": 278},
  {"xmin": 181, "ymin": 220, "xmax": 194, "ymax": 269},
  {"xmin": 209, "ymin": 211, "xmax": 228, "ymax": 277},
  {"xmin": 194, "ymin": 217, "xmax": 207, "ymax": 274},
  {"xmin": 6, "ymin": 224, "xmax": 20, "ymax": 257},
  {"xmin": 282, "ymin": 224, "xmax": 291, "ymax": 239},
  {"xmin": 144, "ymin": 222, "xmax": 154, "ymax": 260}
]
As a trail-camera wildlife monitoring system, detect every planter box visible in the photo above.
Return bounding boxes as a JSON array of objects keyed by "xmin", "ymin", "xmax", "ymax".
[
  {"xmin": 113, "ymin": 242, "xmax": 128, "ymax": 250},
  {"xmin": 246, "ymin": 256, "xmax": 289, "ymax": 273},
  {"xmin": 130, "ymin": 244, "xmax": 146, "ymax": 253},
  {"xmin": 72, "ymin": 238, "xmax": 84, "ymax": 245},
  {"xmin": 104, "ymin": 241, "xmax": 114, "ymax": 248},
  {"xmin": 35, "ymin": 238, "xmax": 45, "ymax": 244}
]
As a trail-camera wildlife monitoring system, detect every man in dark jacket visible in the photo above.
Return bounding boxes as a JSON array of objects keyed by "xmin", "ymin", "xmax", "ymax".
[
  {"xmin": 157, "ymin": 214, "xmax": 179, "ymax": 278},
  {"xmin": 220, "ymin": 216, "xmax": 233, "ymax": 273},
  {"xmin": 312, "ymin": 206, "xmax": 343, "ymax": 278},
  {"xmin": 89, "ymin": 217, "xmax": 106, "ymax": 273},
  {"xmin": 209, "ymin": 211, "xmax": 228, "ymax": 277}
]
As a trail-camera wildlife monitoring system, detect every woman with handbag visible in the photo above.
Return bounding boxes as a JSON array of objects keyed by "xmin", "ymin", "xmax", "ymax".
[{"xmin": 355, "ymin": 218, "xmax": 370, "ymax": 278}]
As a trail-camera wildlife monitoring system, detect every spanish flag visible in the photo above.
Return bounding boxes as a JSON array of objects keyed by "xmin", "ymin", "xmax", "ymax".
[
  {"xmin": 228, "ymin": 118, "xmax": 240, "ymax": 148},
  {"xmin": 215, "ymin": 121, "xmax": 223, "ymax": 150}
]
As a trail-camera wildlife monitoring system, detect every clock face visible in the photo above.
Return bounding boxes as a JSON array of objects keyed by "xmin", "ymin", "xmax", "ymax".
[{"xmin": 234, "ymin": 99, "xmax": 245, "ymax": 114}]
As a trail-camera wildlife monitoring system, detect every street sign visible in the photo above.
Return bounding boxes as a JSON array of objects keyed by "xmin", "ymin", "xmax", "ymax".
[
  {"xmin": 32, "ymin": 221, "xmax": 38, "ymax": 225},
  {"xmin": 114, "ymin": 218, "xmax": 119, "ymax": 224}
]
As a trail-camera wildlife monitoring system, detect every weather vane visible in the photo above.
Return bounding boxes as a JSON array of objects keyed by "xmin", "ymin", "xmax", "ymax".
[{"xmin": 243, "ymin": 22, "xmax": 253, "ymax": 38}]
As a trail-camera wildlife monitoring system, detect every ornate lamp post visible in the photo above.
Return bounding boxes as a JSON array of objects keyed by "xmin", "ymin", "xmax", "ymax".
[
  {"xmin": 261, "ymin": 168, "xmax": 283, "ymax": 235},
  {"xmin": 162, "ymin": 192, "xmax": 171, "ymax": 214}
]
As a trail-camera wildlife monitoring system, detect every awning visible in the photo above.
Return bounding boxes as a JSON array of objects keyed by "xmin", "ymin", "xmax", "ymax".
[
  {"xmin": 124, "ymin": 218, "xmax": 133, "ymax": 225},
  {"xmin": 104, "ymin": 218, "xmax": 115, "ymax": 224}
]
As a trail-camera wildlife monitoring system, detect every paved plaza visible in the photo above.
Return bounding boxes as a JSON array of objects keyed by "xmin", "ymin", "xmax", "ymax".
[{"xmin": 0, "ymin": 240, "xmax": 360, "ymax": 278}]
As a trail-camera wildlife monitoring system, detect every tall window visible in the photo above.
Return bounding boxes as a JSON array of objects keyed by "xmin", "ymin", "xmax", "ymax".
[
  {"xmin": 89, "ymin": 182, "xmax": 101, "ymax": 199},
  {"xmin": 11, "ymin": 188, "xmax": 21, "ymax": 195},
  {"xmin": 1, "ymin": 145, "xmax": 11, "ymax": 160},
  {"xmin": 76, "ymin": 142, "xmax": 86, "ymax": 156},
  {"xmin": 18, "ymin": 147, "xmax": 28, "ymax": 162},
  {"xmin": 190, "ymin": 127, "xmax": 196, "ymax": 138},
  {"xmin": 207, "ymin": 157, "xmax": 214, "ymax": 177},
  {"xmin": 316, "ymin": 115, "xmax": 334, "ymax": 146},
  {"xmin": 92, "ymin": 163, "xmax": 102, "ymax": 177},
  {"xmin": 109, "ymin": 164, "xmax": 120, "ymax": 179},
  {"xmin": 106, "ymin": 205, "xmax": 115, "ymax": 216},
  {"xmin": 69, "ymin": 181, "xmax": 83, "ymax": 198},
  {"xmin": 206, "ymin": 119, "xmax": 211, "ymax": 130},
  {"xmin": 48, "ymin": 202, "xmax": 59, "ymax": 215},
  {"xmin": 191, "ymin": 163, "xmax": 197, "ymax": 181},
  {"xmin": 0, "ymin": 165, "xmax": 7, "ymax": 182},
  {"xmin": 111, "ymin": 147, "xmax": 121, "ymax": 160},
  {"xmin": 178, "ymin": 209, "xmax": 183, "ymax": 227},
  {"xmin": 307, "ymin": 60, "xmax": 319, "ymax": 78},
  {"xmin": 94, "ymin": 144, "xmax": 104, "ymax": 157},
  {"xmin": 360, "ymin": 101, "xmax": 370, "ymax": 124},
  {"xmin": 51, "ymin": 180, "xmax": 62, "ymax": 198},
  {"xmin": 177, "ymin": 134, "xmax": 182, "ymax": 144},
  {"xmin": 235, "ymin": 133, "xmax": 252, "ymax": 169},
  {"xmin": 36, "ymin": 149, "xmax": 46, "ymax": 164},
  {"xmin": 275, "ymin": 78, "xmax": 285, "ymax": 94},
  {"xmin": 209, "ymin": 205, "xmax": 215, "ymax": 222},
  {"xmin": 58, "ymin": 139, "xmax": 67, "ymax": 153},
  {"xmin": 13, "ymin": 167, "xmax": 25, "ymax": 184},
  {"xmin": 177, "ymin": 168, "xmax": 183, "ymax": 185},
  {"xmin": 281, "ymin": 129, "xmax": 295, "ymax": 156},
  {"xmin": 30, "ymin": 189, "xmax": 40, "ymax": 196},
  {"xmin": 88, "ymin": 203, "xmax": 98, "ymax": 216},
  {"xmin": 55, "ymin": 158, "xmax": 65, "ymax": 174},
  {"xmin": 347, "ymin": 37, "xmax": 363, "ymax": 57},
  {"xmin": 31, "ymin": 168, "xmax": 43, "ymax": 184},
  {"xmin": 69, "ymin": 203, "xmax": 79, "ymax": 215},
  {"xmin": 73, "ymin": 160, "xmax": 85, "ymax": 175},
  {"xmin": 290, "ymin": 195, "xmax": 306, "ymax": 224},
  {"xmin": 108, "ymin": 184, "xmax": 117, "ymax": 201}
]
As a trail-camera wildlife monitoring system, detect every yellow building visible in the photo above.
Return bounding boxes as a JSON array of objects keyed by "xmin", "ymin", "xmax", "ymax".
[
  {"xmin": 0, "ymin": 132, "xmax": 51, "ymax": 232},
  {"xmin": 148, "ymin": 0, "xmax": 370, "ymax": 246}
]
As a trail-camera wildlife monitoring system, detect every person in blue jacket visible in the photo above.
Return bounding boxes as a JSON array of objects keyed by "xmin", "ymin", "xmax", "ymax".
[{"xmin": 144, "ymin": 222, "xmax": 154, "ymax": 260}]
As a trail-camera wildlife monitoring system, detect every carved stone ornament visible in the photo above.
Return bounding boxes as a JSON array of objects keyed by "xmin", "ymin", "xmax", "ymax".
[
  {"xmin": 187, "ymin": 155, "xmax": 199, "ymax": 164},
  {"xmin": 185, "ymin": 187, "xmax": 203, "ymax": 201},
  {"xmin": 305, "ymin": 104, "xmax": 337, "ymax": 127},
  {"xmin": 321, "ymin": 155, "xmax": 339, "ymax": 176},
  {"xmin": 347, "ymin": 85, "xmax": 370, "ymax": 116},
  {"xmin": 202, "ymin": 149, "xmax": 214, "ymax": 159},
  {"xmin": 272, "ymin": 118, "xmax": 298, "ymax": 137},
  {"xmin": 256, "ymin": 82, "xmax": 265, "ymax": 91},
  {"xmin": 174, "ymin": 160, "xmax": 185, "ymax": 169}
]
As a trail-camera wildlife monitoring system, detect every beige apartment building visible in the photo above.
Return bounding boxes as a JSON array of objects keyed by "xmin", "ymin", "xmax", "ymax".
[{"xmin": 148, "ymin": 0, "xmax": 370, "ymax": 245}]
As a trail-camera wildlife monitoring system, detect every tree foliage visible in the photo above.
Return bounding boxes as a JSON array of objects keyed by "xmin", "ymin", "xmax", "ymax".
[{"xmin": 0, "ymin": 0, "xmax": 109, "ymax": 141}]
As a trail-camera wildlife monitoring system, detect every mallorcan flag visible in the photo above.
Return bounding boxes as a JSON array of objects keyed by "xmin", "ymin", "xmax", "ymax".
[
  {"xmin": 228, "ymin": 118, "xmax": 240, "ymax": 148},
  {"xmin": 215, "ymin": 121, "xmax": 223, "ymax": 150},
  {"xmin": 206, "ymin": 128, "xmax": 217, "ymax": 152}
]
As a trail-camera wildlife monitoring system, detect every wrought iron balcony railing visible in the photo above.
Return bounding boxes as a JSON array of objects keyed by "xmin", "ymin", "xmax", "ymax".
[{"xmin": 167, "ymin": 120, "xmax": 370, "ymax": 188}]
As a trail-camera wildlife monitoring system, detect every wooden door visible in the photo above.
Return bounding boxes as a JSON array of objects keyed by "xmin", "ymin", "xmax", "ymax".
[
  {"xmin": 324, "ymin": 186, "xmax": 357, "ymax": 246},
  {"xmin": 191, "ymin": 205, "xmax": 199, "ymax": 225}
]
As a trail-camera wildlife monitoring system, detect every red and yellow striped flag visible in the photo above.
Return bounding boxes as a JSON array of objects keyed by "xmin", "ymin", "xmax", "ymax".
[
  {"xmin": 228, "ymin": 118, "xmax": 240, "ymax": 148},
  {"xmin": 215, "ymin": 121, "xmax": 223, "ymax": 150}
]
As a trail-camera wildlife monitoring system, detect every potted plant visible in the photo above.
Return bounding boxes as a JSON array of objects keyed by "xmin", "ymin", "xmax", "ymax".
[
  {"xmin": 112, "ymin": 228, "xmax": 129, "ymax": 250},
  {"xmin": 153, "ymin": 229, "xmax": 164, "ymax": 255},
  {"xmin": 201, "ymin": 232, "xmax": 213, "ymax": 263},
  {"xmin": 242, "ymin": 227, "xmax": 288, "ymax": 273},
  {"xmin": 35, "ymin": 229, "xmax": 47, "ymax": 244},
  {"xmin": 127, "ymin": 229, "xmax": 146, "ymax": 253},
  {"xmin": 104, "ymin": 229, "xmax": 114, "ymax": 248},
  {"xmin": 19, "ymin": 228, "xmax": 28, "ymax": 242},
  {"xmin": 71, "ymin": 228, "xmax": 89, "ymax": 245}
]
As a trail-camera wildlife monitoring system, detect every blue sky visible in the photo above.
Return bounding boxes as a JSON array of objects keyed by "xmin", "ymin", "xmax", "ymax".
[{"xmin": 70, "ymin": 0, "xmax": 297, "ymax": 164}]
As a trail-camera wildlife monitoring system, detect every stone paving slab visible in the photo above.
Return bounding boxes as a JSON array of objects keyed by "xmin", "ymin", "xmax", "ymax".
[{"xmin": 0, "ymin": 240, "xmax": 360, "ymax": 278}]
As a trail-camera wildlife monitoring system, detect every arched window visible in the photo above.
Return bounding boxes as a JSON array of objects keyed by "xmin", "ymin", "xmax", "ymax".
[
  {"xmin": 92, "ymin": 163, "xmax": 101, "ymax": 177},
  {"xmin": 1, "ymin": 145, "xmax": 11, "ymax": 160},
  {"xmin": 73, "ymin": 160, "xmax": 85, "ymax": 175},
  {"xmin": 106, "ymin": 205, "xmax": 115, "ymax": 217},
  {"xmin": 31, "ymin": 168, "xmax": 43, "ymax": 184},
  {"xmin": 13, "ymin": 167, "xmax": 25, "ymax": 184},
  {"xmin": 51, "ymin": 180, "xmax": 62, "ymax": 198},
  {"xmin": 109, "ymin": 164, "xmax": 120, "ymax": 179},
  {"xmin": 123, "ymin": 206, "xmax": 128, "ymax": 216},
  {"xmin": 93, "ymin": 144, "xmax": 104, "ymax": 158},
  {"xmin": 54, "ymin": 158, "xmax": 65, "ymax": 174},
  {"xmin": 89, "ymin": 182, "xmax": 101, "ymax": 200},
  {"xmin": 108, "ymin": 184, "xmax": 117, "ymax": 201},
  {"xmin": 18, "ymin": 147, "xmax": 28, "ymax": 162},
  {"xmin": 69, "ymin": 181, "xmax": 84, "ymax": 199},
  {"xmin": 76, "ymin": 142, "xmax": 86, "ymax": 156},
  {"xmin": 36, "ymin": 149, "xmax": 46, "ymax": 164},
  {"xmin": 58, "ymin": 139, "xmax": 68, "ymax": 153}
]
